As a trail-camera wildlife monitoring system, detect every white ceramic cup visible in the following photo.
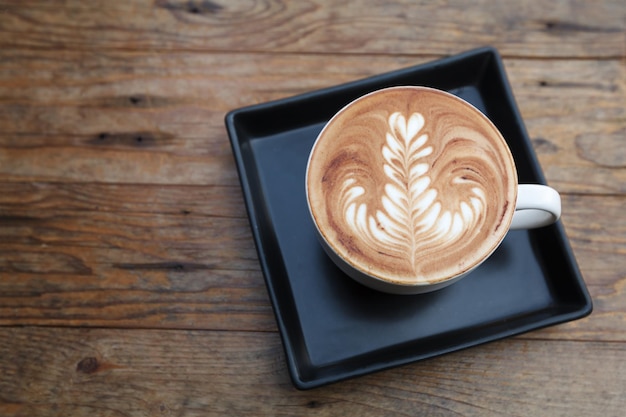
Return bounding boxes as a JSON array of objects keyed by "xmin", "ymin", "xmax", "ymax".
[{"xmin": 306, "ymin": 86, "xmax": 561, "ymax": 294}]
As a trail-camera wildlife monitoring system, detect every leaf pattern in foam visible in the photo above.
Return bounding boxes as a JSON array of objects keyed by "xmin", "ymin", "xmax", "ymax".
[{"xmin": 341, "ymin": 112, "xmax": 486, "ymax": 271}]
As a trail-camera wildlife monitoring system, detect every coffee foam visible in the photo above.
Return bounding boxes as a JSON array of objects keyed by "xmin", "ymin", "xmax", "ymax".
[{"xmin": 307, "ymin": 87, "xmax": 517, "ymax": 285}]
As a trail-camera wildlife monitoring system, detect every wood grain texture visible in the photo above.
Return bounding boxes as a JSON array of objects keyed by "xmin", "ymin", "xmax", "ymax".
[
  {"xmin": 510, "ymin": 59, "xmax": 626, "ymax": 195},
  {"xmin": 0, "ymin": 0, "xmax": 624, "ymax": 58},
  {"xmin": 0, "ymin": 182, "xmax": 276, "ymax": 331},
  {"xmin": 0, "ymin": 327, "xmax": 624, "ymax": 417},
  {"xmin": 0, "ymin": 50, "xmax": 624, "ymax": 192}
]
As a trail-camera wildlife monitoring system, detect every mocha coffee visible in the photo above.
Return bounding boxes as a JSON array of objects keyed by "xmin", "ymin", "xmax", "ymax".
[{"xmin": 306, "ymin": 87, "xmax": 517, "ymax": 286}]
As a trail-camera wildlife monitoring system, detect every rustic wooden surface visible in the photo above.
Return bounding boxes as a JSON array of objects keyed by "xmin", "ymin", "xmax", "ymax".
[{"xmin": 0, "ymin": 0, "xmax": 624, "ymax": 416}]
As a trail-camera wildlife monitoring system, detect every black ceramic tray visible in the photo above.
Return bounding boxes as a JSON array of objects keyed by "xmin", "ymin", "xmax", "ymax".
[{"xmin": 225, "ymin": 47, "xmax": 592, "ymax": 390}]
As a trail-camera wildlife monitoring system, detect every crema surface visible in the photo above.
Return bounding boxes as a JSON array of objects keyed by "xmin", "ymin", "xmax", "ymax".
[{"xmin": 307, "ymin": 87, "xmax": 517, "ymax": 285}]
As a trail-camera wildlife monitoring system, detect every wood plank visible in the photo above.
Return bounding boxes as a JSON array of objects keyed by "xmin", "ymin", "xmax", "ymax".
[
  {"xmin": 508, "ymin": 60, "xmax": 626, "ymax": 195},
  {"xmin": 0, "ymin": 50, "xmax": 624, "ymax": 191},
  {"xmin": 0, "ymin": 182, "xmax": 248, "ymax": 219},
  {"xmin": 0, "ymin": 326, "xmax": 624, "ymax": 416},
  {"xmin": 0, "ymin": 183, "xmax": 623, "ymax": 340},
  {"xmin": 0, "ymin": 0, "xmax": 624, "ymax": 58},
  {"xmin": 0, "ymin": 182, "xmax": 276, "ymax": 331}
]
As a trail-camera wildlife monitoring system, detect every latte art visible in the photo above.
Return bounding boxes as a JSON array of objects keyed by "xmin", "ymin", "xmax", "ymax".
[
  {"xmin": 307, "ymin": 87, "xmax": 517, "ymax": 286},
  {"xmin": 340, "ymin": 111, "xmax": 487, "ymax": 271}
]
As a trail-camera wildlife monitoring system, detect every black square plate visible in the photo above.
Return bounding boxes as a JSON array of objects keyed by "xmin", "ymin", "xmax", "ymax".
[{"xmin": 225, "ymin": 47, "xmax": 592, "ymax": 389}]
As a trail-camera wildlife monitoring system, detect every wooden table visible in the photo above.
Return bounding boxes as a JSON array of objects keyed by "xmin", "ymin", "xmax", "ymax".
[{"xmin": 1, "ymin": 1, "xmax": 624, "ymax": 415}]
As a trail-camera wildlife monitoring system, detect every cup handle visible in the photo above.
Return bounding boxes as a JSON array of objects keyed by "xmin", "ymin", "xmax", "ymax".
[{"xmin": 510, "ymin": 184, "xmax": 561, "ymax": 230}]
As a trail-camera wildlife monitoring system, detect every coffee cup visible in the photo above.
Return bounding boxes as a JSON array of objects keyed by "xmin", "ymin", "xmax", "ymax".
[{"xmin": 306, "ymin": 86, "xmax": 561, "ymax": 294}]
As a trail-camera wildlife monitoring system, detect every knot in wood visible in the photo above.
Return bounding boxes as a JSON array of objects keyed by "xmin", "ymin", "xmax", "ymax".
[{"xmin": 76, "ymin": 356, "xmax": 99, "ymax": 374}]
